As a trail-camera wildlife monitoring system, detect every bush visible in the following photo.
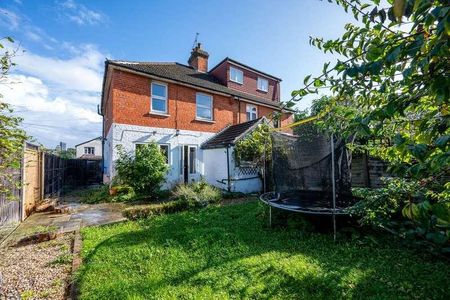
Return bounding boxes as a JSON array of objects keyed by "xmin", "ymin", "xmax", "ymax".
[
  {"xmin": 350, "ymin": 177, "xmax": 450, "ymax": 252},
  {"xmin": 122, "ymin": 200, "xmax": 188, "ymax": 220},
  {"xmin": 115, "ymin": 143, "xmax": 168, "ymax": 196},
  {"xmin": 78, "ymin": 185, "xmax": 110, "ymax": 204},
  {"xmin": 78, "ymin": 184, "xmax": 136, "ymax": 204},
  {"xmin": 172, "ymin": 180, "xmax": 222, "ymax": 207}
]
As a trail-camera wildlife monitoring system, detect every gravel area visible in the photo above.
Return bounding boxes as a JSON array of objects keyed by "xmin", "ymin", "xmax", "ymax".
[{"xmin": 0, "ymin": 234, "xmax": 73, "ymax": 300}]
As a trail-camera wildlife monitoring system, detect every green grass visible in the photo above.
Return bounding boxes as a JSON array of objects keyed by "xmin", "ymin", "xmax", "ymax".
[{"xmin": 78, "ymin": 201, "xmax": 450, "ymax": 299}]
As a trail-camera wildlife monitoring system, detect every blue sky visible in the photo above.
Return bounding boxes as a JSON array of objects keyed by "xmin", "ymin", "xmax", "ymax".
[{"xmin": 0, "ymin": 0, "xmax": 354, "ymax": 148}]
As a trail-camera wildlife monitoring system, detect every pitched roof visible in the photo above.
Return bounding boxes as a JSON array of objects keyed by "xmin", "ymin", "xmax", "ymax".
[
  {"xmin": 75, "ymin": 136, "xmax": 102, "ymax": 147},
  {"xmin": 201, "ymin": 118, "xmax": 264, "ymax": 149},
  {"xmin": 209, "ymin": 57, "xmax": 282, "ymax": 81},
  {"xmin": 107, "ymin": 60, "xmax": 285, "ymax": 109}
]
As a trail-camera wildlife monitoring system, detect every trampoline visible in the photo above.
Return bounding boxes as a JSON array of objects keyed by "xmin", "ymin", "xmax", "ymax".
[{"xmin": 260, "ymin": 124, "xmax": 357, "ymax": 239}]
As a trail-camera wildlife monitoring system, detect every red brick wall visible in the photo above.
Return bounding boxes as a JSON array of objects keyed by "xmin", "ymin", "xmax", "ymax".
[
  {"xmin": 104, "ymin": 69, "xmax": 291, "ymax": 134},
  {"xmin": 210, "ymin": 61, "xmax": 280, "ymax": 102}
]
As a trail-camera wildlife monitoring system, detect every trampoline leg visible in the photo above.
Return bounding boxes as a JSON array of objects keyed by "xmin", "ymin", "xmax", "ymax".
[{"xmin": 269, "ymin": 206, "xmax": 272, "ymax": 228}]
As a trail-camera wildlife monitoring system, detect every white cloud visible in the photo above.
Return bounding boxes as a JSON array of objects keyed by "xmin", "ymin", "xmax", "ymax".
[
  {"xmin": 0, "ymin": 43, "xmax": 107, "ymax": 148},
  {"xmin": 0, "ymin": 8, "xmax": 20, "ymax": 29},
  {"xmin": 58, "ymin": 0, "xmax": 106, "ymax": 25},
  {"xmin": 14, "ymin": 44, "xmax": 104, "ymax": 92}
]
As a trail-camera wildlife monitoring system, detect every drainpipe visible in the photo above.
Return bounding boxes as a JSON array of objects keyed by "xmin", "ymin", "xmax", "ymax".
[
  {"xmin": 226, "ymin": 145, "xmax": 231, "ymax": 192},
  {"xmin": 97, "ymin": 104, "xmax": 104, "ymax": 182}
]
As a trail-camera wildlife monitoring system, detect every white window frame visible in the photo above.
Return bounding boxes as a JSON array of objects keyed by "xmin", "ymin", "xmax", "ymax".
[
  {"xmin": 257, "ymin": 77, "xmax": 269, "ymax": 92},
  {"xmin": 196, "ymin": 93, "xmax": 213, "ymax": 121},
  {"xmin": 158, "ymin": 143, "xmax": 171, "ymax": 165},
  {"xmin": 150, "ymin": 81, "xmax": 168, "ymax": 114},
  {"xmin": 84, "ymin": 147, "xmax": 95, "ymax": 155},
  {"xmin": 188, "ymin": 145, "xmax": 197, "ymax": 174},
  {"xmin": 229, "ymin": 66, "xmax": 243, "ymax": 84},
  {"xmin": 246, "ymin": 104, "xmax": 258, "ymax": 121}
]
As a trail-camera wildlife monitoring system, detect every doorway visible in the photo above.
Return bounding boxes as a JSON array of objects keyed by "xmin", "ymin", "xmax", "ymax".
[{"xmin": 180, "ymin": 145, "xmax": 197, "ymax": 184}]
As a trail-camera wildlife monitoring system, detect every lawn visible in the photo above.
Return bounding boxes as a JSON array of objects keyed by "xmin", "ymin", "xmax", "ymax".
[{"xmin": 77, "ymin": 201, "xmax": 450, "ymax": 299}]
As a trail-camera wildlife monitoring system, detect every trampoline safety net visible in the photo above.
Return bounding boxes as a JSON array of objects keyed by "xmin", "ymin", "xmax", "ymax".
[{"xmin": 270, "ymin": 127, "xmax": 354, "ymax": 210}]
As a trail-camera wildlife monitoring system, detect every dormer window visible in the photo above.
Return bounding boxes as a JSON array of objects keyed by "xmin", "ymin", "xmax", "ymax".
[
  {"xmin": 230, "ymin": 66, "xmax": 243, "ymax": 84},
  {"xmin": 257, "ymin": 77, "xmax": 268, "ymax": 92}
]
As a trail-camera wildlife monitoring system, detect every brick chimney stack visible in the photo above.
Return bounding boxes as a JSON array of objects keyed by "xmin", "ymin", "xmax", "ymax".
[{"xmin": 188, "ymin": 43, "xmax": 209, "ymax": 73}]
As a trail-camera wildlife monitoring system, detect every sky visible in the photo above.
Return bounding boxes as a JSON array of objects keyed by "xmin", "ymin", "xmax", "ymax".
[{"xmin": 0, "ymin": 0, "xmax": 355, "ymax": 148}]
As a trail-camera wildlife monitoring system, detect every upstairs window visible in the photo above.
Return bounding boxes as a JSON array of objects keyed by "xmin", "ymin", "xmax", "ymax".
[
  {"xmin": 230, "ymin": 66, "xmax": 243, "ymax": 84},
  {"xmin": 151, "ymin": 82, "xmax": 168, "ymax": 114},
  {"xmin": 196, "ymin": 93, "xmax": 213, "ymax": 121},
  {"xmin": 246, "ymin": 104, "xmax": 257, "ymax": 121},
  {"xmin": 84, "ymin": 147, "xmax": 95, "ymax": 155},
  {"xmin": 257, "ymin": 77, "xmax": 268, "ymax": 92}
]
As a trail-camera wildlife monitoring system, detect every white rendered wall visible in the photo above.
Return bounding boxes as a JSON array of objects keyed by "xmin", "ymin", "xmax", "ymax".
[
  {"xmin": 106, "ymin": 123, "xmax": 215, "ymax": 189},
  {"xmin": 104, "ymin": 123, "xmax": 262, "ymax": 193},
  {"xmin": 75, "ymin": 138, "xmax": 102, "ymax": 158},
  {"xmin": 203, "ymin": 147, "xmax": 262, "ymax": 193}
]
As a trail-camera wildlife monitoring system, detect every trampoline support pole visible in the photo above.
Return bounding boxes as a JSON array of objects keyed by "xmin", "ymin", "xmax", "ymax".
[
  {"xmin": 269, "ymin": 206, "xmax": 272, "ymax": 228},
  {"xmin": 331, "ymin": 134, "xmax": 336, "ymax": 242}
]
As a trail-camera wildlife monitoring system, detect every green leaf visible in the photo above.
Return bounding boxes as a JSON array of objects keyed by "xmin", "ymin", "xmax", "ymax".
[
  {"xmin": 303, "ymin": 75, "xmax": 311, "ymax": 86},
  {"xmin": 6, "ymin": 37, "xmax": 14, "ymax": 43},
  {"xmin": 313, "ymin": 79, "xmax": 325, "ymax": 87},
  {"xmin": 432, "ymin": 203, "xmax": 450, "ymax": 223},
  {"xmin": 435, "ymin": 135, "xmax": 450, "ymax": 149}
]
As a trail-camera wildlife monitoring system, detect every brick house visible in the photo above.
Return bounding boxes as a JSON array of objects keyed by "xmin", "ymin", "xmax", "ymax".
[{"xmin": 100, "ymin": 44, "xmax": 293, "ymax": 192}]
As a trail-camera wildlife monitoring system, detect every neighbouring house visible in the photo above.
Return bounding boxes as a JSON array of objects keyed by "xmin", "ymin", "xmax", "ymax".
[
  {"xmin": 75, "ymin": 137, "xmax": 102, "ymax": 160},
  {"xmin": 100, "ymin": 43, "xmax": 293, "ymax": 192}
]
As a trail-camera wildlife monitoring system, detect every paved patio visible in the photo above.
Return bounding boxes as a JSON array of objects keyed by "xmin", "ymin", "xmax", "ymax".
[{"xmin": 1, "ymin": 195, "xmax": 127, "ymax": 247}]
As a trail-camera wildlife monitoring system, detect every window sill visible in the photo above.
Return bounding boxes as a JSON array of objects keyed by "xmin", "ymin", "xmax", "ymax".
[
  {"xmin": 149, "ymin": 111, "xmax": 170, "ymax": 117},
  {"xmin": 229, "ymin": 79, "xmax": 243, "ymax": 85},
  {"xmin": 257, "ymin": 89, "xmax": 268, "ymax": 93},
  {"xmin": 195, "ymin": 118, "xmax": 215, "ymax": 123}
]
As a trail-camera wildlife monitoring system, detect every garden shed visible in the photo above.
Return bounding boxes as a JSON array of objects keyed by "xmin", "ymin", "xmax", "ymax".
[{"xmin": 202, "ymin": 118, "xmax": 267, "ymax": 193}]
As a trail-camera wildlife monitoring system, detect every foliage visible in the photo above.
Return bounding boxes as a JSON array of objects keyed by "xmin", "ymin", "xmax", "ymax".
[
  {"xmin": 0, "ymin": 37, "xmax": 27, "ymax": 200},
  {"xmin": 78, "ymin": 201, "xmax": 450, "ymax": 299},
  {"xmin": 122, "ymin": 200, "xmax": 189, "ymax": 220},
  {"xmin": 234, "ymin": 123, "xmax": 272, "ymax": 166},
  {"xmin": 351, "ymin": 177, "xmax": 450, "ymax": 251},
  {"xmin": 290, "ymin": 0, "xmax": 450, "ymax": 247},
  {"xmin": 77, "ymin": 184, "xmax": 135, "ymax": 204},
  {"xmin": 115, "ymin": 142, "xmax": 169, "ymax": 196},
  {"xmin": 58, "ymin": 148, "xmax": 76, "ymax": 159},
  {"xmin": 172, "ymin": 180, "xmax": 222, "ymax": 207}
]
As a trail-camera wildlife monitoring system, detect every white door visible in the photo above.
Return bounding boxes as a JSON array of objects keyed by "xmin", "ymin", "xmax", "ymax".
[{"xmin": 180, "ymin": 145, "xmax": 198, "ymax": 183}]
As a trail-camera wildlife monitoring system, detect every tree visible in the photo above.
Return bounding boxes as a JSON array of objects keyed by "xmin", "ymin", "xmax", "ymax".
[
  {"xmin": 0, "ymin": 37, "xmax": 26, "ymax": 200},
  {"xmin": 290, "ymin": 0, "xmax": 449, "ymax": 248}
]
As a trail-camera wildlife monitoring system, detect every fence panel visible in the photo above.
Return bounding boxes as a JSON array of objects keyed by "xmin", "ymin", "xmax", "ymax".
[
  {"xmin": 0, "ymin": 169, "xmax": 21, "ymax": 226},
  {"xmin": 44, "ymin": 154, "xmax": 66, "ymax": 198},
  {"xmin": 65, "ymin": 159, "xmax": 102, "ymax": 187}
]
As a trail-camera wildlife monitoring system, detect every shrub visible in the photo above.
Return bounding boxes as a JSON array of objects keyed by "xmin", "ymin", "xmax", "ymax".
[
  {"xmin": 349, "ymin": 177, "xmax": 450, "ymax": 251},
  {"xmin": 122, "ymin": 200, "xmax": 188, "ymax": 220},
  {"xmin": 115, "ymin": 143, "xmax": 169, "ymax": 196},
  {"xmin": 78, "ymin": 184, "xmax": 136, "ymax": 204},
  {"xmin": 78, "ymin": 185, "xmax": 110, "ymax": 204},
  {"xmin": 172, "ymin": 180, "xmax": 222, "ymax": 207}
]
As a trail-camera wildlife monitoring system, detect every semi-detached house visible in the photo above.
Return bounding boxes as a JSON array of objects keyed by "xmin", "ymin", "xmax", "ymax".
[{"xmin": 100, "ymin": 43, "xmax": 293, "ymax": 193}]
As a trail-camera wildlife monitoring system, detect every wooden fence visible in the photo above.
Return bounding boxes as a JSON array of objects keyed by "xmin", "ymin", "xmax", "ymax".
[
  {"xmin": 0, "ymin": 168, "xmax": 21, "ymax": 226},
  {"xmin": 44, "ymin": 154, "xmax": 66, "ymax": 198},
  {"xmin": 1, "ymin": 145, "xmax": 103, "ymax": 228},
  {"xmin": 351, "ymin": 153, "xmax": 390, "ymax": 188}
]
